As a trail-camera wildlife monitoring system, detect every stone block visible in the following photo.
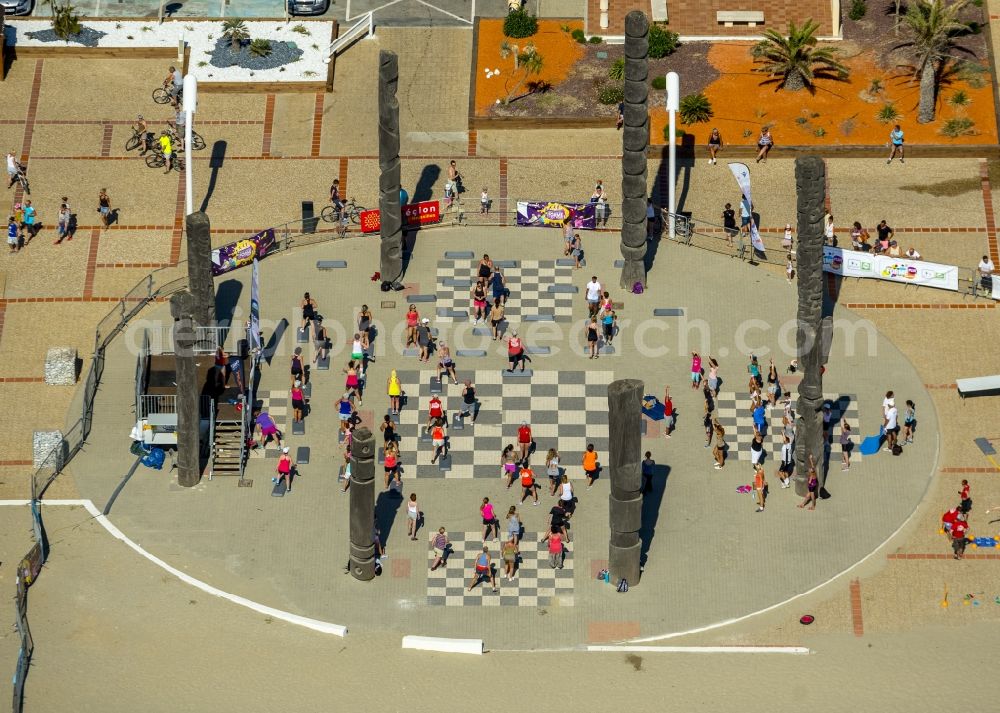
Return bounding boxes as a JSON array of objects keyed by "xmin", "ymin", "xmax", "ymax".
[{"xmin": 44, "ymin": 347, "xmax": 77, "ymax": 386}]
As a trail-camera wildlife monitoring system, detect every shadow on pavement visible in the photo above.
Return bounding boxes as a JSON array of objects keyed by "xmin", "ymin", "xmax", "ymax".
[{"xmin": 639, "ymin": 463, "xmax": 670, "ymax": 567}]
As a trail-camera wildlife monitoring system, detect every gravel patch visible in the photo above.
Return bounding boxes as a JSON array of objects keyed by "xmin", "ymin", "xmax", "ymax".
[
  {"xmin": 209, "ymin": 37, "xmax": 303, "ymax": 72},
  {"xmin": 24, "ymin": 27, "xmax": 107, "ymax": 47}
]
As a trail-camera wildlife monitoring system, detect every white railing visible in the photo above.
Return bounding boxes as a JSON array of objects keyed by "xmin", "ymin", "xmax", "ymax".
[{"xmin": 324, "ymin": 11, "xmax": 374, "ymax": 63}]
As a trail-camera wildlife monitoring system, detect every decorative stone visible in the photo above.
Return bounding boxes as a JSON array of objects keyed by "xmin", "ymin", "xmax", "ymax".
[
  {"xmin": 379, "ymin": 51, "xmax": 404, "ymax": 286},
  {"xmin": 620, "ymin": 12, "xmax": 650, "ymax": 292},
  {"xmin": 33, "ymin": 430, "xmax": 66, "ymax": 471},
  {"xmin": 44, "ymin": 347, "xmax": 77, "ymax": 386}
]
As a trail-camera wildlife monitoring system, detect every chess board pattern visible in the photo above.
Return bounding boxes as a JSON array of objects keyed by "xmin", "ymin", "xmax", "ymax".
[
  {"xmin": 426, "ymin": 531, "xmax": 575, "ymax": 607},
  {"xmin": 434, "ymin": 259, "xmax": 576, "ymax": 323},
  {"xmin": 395, "ymin": 370, "xmax": 612, "ymax": 479},
  {"xmin": 712, "ymin": 392, "xmax": 861, "ymax": 463},
  {"xmin": 249, "ymin": 390, "xmax": 286, "ymax": 459}
]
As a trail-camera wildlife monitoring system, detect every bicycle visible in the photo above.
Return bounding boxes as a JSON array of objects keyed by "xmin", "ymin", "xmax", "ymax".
[
  {"xmin": 152, "ymin": 85, "xmax": 182, "ymax": 105},
  {"xmin": 145, "ymin": 150, "xmax": 184, "ymax": 172},
  {"xmin": 168, "ymin": 128, "xmax": 206, "ymax": 152},
  {"xmin": 11, "ymin": 163, "xmax": 29, "ymax": 195},
  {"xmin": 320, "ymin": 198, "xmax": 365, "ymax": 225},
  {"xmin": 125, "ymin": 126, "xmax": 153, "ymax": 153}
]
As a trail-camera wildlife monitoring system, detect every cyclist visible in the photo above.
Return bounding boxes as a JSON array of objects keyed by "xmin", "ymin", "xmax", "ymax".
[
  {"xmin": 166, "ymin": 118, "xmax": 184, "ymax": 152},
  {"xmin": 133, "ymin": 115, "xmax": 153, "ymax": 155},
  {"xmin": 329, "ymin": 179, "xmax": 344, "ymax": 212},
  {"xmin": 164, "ymin": 66, "xmax": 183, "ymax": 104},
  {"xmin": 6, "ymin": 150, "xmax": 23, "ymax": 189},
  {"xmin": 158, "ymin": 131, "xmax": 174, "ymax": 174}
]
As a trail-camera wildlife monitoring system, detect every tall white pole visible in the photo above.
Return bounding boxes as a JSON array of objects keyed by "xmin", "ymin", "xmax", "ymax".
[
  {"xmin": 182, "ymin": 75, "xmax": 198, "ymax": 216},
  {"xmin": 665, "ymin": 72, "xmax": 679, "ymax": 241}
]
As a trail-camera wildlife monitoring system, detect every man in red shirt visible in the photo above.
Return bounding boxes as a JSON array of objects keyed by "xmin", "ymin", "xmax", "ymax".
[
  {"xmin": 663, "ymin": 387, "xmax": 674, "ymax": 438},
  {"xmin": 951, "ymin": 512, "xmax": 969, "ymax": 560},
  {"xmin": 425, "ymin": 395, "xmax": 443, "ymax": 432},
  {"xmin": 941, "ymin": 507, "xmax": 960, "ymax": 534},
  {"xmin": 506, "ymin": 331, "xmax": 525, "ymax": 373},
  {"xmin": 959, "ymin": 479, "xmax": 971, "ymax": 513},
  {"xmin": 517, "ymin": 421, "xmax": 532, "ymax": 464}
]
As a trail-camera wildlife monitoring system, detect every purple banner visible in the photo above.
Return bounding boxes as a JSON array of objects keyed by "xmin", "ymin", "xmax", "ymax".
[
  {"xmin": 211, "ymin": 228, "xmax": 276, "ymax": 276},
  {"xmin": 516, "ymin": 201, "xmax": 597, "ymax": 229}
]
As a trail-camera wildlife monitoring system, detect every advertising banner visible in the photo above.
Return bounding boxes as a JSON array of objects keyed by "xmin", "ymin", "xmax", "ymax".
[
  {"xmin": 822, "ymin": 247, "xmax": 960, "ymax": 292},
  {"xmin": 359, "ymin": 200, "xmax": 442, "ymax": 234},
  {"xmin": 516, "ymin": 201, "xmax": 597, "ymax": 229},
  {"xmin": 727, "ymin": 163, "xmax": 766, "ymax": 254},
  {"xmin": 211, "ymin": 228, "xmax": 276, "ymax": 276},
  {"xmin": 876, "ymin": 256, "xmax": 959, "ymax": 291},
  {"xmin": 822, "ymin": 247, "xmax": 879, "ymax": 279},
  {"xmin": 249, "ymin": 258, "xmax": 261, "ymax": 352}
]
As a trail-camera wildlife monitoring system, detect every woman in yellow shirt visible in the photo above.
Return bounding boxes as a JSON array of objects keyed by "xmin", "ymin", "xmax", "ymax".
[{"xmin": 387, "ymin": 369, "xmax": 402, "ymax": 416}]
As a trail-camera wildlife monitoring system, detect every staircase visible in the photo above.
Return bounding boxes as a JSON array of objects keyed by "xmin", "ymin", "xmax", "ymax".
[{"xmin": 211, "ymin": 419, "xmax": 244, "ymax": 478}]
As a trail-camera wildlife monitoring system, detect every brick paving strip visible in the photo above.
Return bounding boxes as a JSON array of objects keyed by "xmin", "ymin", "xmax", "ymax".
[
  {"xmin": 940, "ymin": 467, "xmax": 999, "ymax": 473},
  {"xmin": 100, "ymin": 122, "xmax": 114, "ymax": 158},
  {"xmin": 13, "ymin": 59, "xmax": 44, "ymax": 207},
  {"xmin": 843, "ymin": 303, "xmax": 996, "ymax": 309},
  {"xmin": 83, "ymin": 228, "xmax": 101, "ymax": 299},
  {"xmin": 467, "ymin": 129, "xmax": 477, "ymax": 157},
  {"xmin": 849, "ymin": 578, "xmax": 864, "ymax": 637},
  {"xmin": 978, "ymin": 159, "xmax": 1000, "ymax": 264},
  {"xmin": 888, "ymin": 554, "xmax": 1000, "ymax": 560},
  {"xmin": 310, "ymin": 93, "xmax": 324, "ymax": 159},
  {"xmin": 339, "ymin": 157, "xmax": 348, "ymax": 196},
  {"xmin": 169, "ymin": 172, "xmax": 186, "ymax": 265},
  {"xmin": 498, "ymin": 157, "xmax": 508, "ymax": 216},
  {"xmin": 261, "ymin": 94, "xmax": 276, "ymax": 158},
  {"xmin": 924, "ymin": 383, "xmax": 958, "ymax": 389}
]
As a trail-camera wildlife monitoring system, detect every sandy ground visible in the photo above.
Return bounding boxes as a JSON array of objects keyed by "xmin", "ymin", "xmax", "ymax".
[{"xmin": 12, "ymin": 508, "xmax": 1000, "ymax": 712}]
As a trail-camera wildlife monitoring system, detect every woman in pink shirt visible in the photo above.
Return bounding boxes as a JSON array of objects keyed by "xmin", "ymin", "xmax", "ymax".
[
  {"xmin": 480, "ymin": 497, "xmax": 499, "ymax": 542},
  {"xmin": 690, "ymin": 352, "xmax": 703, "ymax": 389}
]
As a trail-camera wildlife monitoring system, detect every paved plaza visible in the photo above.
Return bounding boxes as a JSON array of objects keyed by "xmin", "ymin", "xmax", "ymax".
[{"xmin": 0, "ymin": 20, "xmax": 998, "ymax": 713}]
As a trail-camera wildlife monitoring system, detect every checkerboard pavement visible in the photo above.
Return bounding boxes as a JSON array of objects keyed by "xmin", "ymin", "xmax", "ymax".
[
  {"xmin": 434, "ymin": 259, "xmax": 576, "ymax": 322},
  {"xmin": 713, "ymin": 392, "xmax": 861, "ymax": 463},
  {"xmin": 249, "ymin": 390, "xmax": 287, "ymax": 459},
  {"xmin": 394, "ymin": 370, "xmax": 612, "ymax": 478},
  {"xmin": 426, "ymin": 531, "xmax": 575, "ymax": 607}
]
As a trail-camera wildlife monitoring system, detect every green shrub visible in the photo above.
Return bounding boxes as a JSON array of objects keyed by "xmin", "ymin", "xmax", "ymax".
[
  {"xmin": 50, "ymin": 2, "xmax": 82, "ymax": 40},
  {"xmin": 848, "ymin": 0, "xmax": 866, "ymax": 21},
  {"xmin": 663, "ymin": 125, "xmax": 687, "ymax": 141},
  {"xmin": 608, "ymin": 57, "xmax": 625, "ymax": 81},
  {"xmin": 678, "ymin": 92, "xmax": 713, "ymax": 124},
  {"xmin": 597, "ymin": 82, "xmax": 624, "ymax": 105},
  {"xmin": 588, "ymin": 35, "xmax": 602, "ymax": 43},
  {"xmin": 292, "ymin": 23, "xmax": 311, "ymax": 35},
  {"xmin": 814, "ymin": 127, "xmax": 826, "ymax": 137},
  {"xmin": 571, "ymin": 28, "xmax": 586, "ymax": 43},
  {"xmin": 876, "ymin": 103, "xmax": 900, "ymax": 123},
  {"xmin": 941, "ymin": 117, "xmax": 975, "ymax": 137},
  {"xmin": 648, "ymin": 25, "xmax": 679, "ymax": 58},
  {"xmin": 249, "ymin": 38, "xmax": 272, "ymax": 57},
  {"xmin": 955, "ymin": 60, "xmax": 989, "ymax": 89},
  {"xmin": 742, "ymin": 128, "xmax": 753, "ymax": 138},
  {"xmin": 795, "ymin": 116, "xmax": 808, "ymax": 125},
  {"xmin": 504, "ymin": 10, "xmax": 538, "ymax": 38},
  {"xmin": 949, "ymin": 90, "xmax": 970, "ymax": 107},
  {"xmin": 651, "ymin": 75, "xmax": 666, "ymax": 90}
]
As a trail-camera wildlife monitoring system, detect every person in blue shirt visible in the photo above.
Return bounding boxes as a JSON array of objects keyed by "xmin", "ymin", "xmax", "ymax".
[
  {"xmin": 22, "ymin": 201, "xmax": 36, "ymax": 240},
  {"xmin": 7, "ymin": 216, "xmax": 18, "ymax": 253},
  {"xmin": 887, "ymin": 124, "xmax": 904, "ymax": 165}
]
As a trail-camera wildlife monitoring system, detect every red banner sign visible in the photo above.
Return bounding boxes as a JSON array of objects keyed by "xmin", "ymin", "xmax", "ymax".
[{"xmin": 360, "ymin": 201, "xmax": 441, "ymax": 234}]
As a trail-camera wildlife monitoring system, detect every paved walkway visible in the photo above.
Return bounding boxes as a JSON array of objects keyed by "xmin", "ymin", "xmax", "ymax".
[
  {"xmin": 0, "ymin": 34, "xmax": 998, "ymax": 706},
  {"xmin": 70, "ymin": 226, "xmax": 936, "ymax": 647}
]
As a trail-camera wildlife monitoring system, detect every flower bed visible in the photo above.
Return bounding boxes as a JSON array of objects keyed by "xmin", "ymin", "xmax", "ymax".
[
  {"xmin": 649, "ymin": 42, "xmax": 997, "ymax": 146},
  {"xmin": 4, "ymin": 20, "xmax": 331, "ymax": 83},
  {"xmin": 473, "ymin": 9, "xmax": 997, "ymax": 146}
]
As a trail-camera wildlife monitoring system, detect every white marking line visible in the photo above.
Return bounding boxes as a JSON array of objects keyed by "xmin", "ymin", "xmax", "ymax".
[
  {"xmin": 8, "ymin": 500, "xmax": 348, "ymax": 638},
  {"xmin": 625, "ymin": 415, "xmax": 942, "ymax": 644},
  {"xmin": 348, "ymin": 0, "xmax": 406, "ymax": 21},
  {"xmin": 414, "ymin": 0, "xmax": 474, "ymax": 24},
  {"xmin": 586, "ymin": 646, "xmax": 810, "ymax": 654}
]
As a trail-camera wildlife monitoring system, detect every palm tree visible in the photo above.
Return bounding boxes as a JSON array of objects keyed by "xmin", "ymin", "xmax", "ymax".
[
  {"xmin": 222, "ymin": 19, "xmax": 250, "ymax": 53},
  {"xmin": 753, "ymin": 20, "xmax": 849, "ymax": 92},
  {"xmin": 898, "ymin": 0, "xmax": 971, "ymax": 123},
  {"xmin": 499, "ymin": 43, "xmax": 544, "ymax": 105}
]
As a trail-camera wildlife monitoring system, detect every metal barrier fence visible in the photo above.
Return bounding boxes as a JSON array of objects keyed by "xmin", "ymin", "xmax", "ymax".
[
  {"xmin": 7, "ymin": 212, "xmax": 394, "ymax": 713},
  {"xmin": 11, "ymin": 199, "xmax": 994, "ymax": 710}
]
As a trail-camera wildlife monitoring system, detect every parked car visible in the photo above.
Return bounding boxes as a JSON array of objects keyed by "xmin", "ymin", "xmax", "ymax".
[
  {"xmin": 1, "ymin": 0, "xmax": 34, "ymax": 15},
  {"xmin": 288, "ymin": 0, "xmax": 330, "ymax": 16}
]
